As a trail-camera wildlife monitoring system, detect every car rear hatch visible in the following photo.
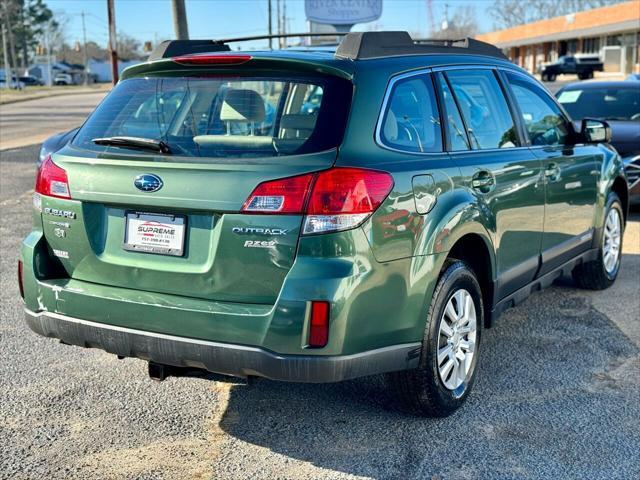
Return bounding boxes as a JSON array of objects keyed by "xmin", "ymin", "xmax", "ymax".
[{"xmin": 37, "ymin": 57, "xmax": 353, "ymax": 304}]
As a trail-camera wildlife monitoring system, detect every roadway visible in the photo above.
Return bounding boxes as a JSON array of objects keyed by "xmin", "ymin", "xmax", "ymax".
[{"xmin": 0, "ymin": 92, "xmax": 107, "ymax": 151}]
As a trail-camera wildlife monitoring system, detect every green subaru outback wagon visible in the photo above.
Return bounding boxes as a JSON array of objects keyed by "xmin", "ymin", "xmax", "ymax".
[{"xmin": 20, "ymin": 32, "xmax": 628, "ymax": 416}]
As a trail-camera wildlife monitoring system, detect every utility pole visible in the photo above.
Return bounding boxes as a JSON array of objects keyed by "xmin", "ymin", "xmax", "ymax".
[
  {"xmin": 282, "ymin": 0, "xmax": 287, "ymax": 48},
  {"xmin": 2, "ymin": 22, "xmax": 12, "ymax": 90},
  {"xmin": 171, "ymin": 0, "xmax": 189, "ymax": 40},
  {"xmin": 276, "ymin": 0, "xmax": 281, "ymax": 49},
  {"xmin": 107, "ymin": 0, "xmax": 118, "ymax": 85},
  {"xmin": 81, "ymin": 12, "xmax": 89, "ymax": 85},
  {"xmin": 43, "ymin": 21, "xmax": 52, "ymax": 87},
  {"xmin": 267, "ymin": 0, "xmax": 273, "ymax": 50},
  {"xmin": 20, "ymin": 6, "xmax": 27, "ymax": 69}
]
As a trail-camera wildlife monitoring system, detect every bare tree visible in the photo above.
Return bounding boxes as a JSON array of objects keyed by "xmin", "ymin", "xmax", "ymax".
[
  {"xmin": 432, "ymin": 5, "xmax": 479, "ymax": 39},
  {"xmin": 491, "ymin": 0, "xmax": 626, "ymax": 28}
]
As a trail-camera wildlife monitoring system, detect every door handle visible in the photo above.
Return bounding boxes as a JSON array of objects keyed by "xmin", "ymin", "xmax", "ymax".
[
  {"xmin": 545, "ymin": 163, "xmax": 560, "ymax": 180},
  {"xmin": 471, "ymin": 172, "xmax": 495, "ymax": 190}
]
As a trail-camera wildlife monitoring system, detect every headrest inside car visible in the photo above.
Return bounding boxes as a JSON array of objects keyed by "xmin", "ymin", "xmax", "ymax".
[{"xmin": 220, "ymin": 89, "xmax": 265, "ymax": 123}]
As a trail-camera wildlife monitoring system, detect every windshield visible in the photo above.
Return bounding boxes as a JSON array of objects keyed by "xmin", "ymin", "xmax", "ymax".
[
  {"xmin": 557, "ymin": 86, "xmax": 640, "ymax": 121},
  {"xmin": 73, "ymin": 75, "xmax": 352, "ymax": 158}
]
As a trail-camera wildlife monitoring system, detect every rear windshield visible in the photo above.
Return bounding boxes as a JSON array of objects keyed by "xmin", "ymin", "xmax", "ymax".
[{"xmin": 73, "ymin": 75, "xmax": 352, "ymax": 158}]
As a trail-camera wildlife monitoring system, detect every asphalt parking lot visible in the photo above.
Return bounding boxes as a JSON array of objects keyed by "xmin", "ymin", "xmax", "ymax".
[{"xmin": 1, "ymin": 143, "xmax": 639, "ymax": 479}]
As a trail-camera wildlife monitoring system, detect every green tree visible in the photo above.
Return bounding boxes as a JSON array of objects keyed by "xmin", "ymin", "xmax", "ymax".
[{"xmin": 1, "ymin": 0, "xmax": 57, "ymax": 70}]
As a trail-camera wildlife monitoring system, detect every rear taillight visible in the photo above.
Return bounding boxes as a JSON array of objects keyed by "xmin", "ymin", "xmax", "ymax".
[
  {"xmin": 242, "ymin": 173, "xmax": 314, "ymax": 214},
  {"xmin": 308, "ymin": 301, "xmax": 330, "ymax": 348},
  {"xmin": 304, "ymin": 168, "xmax": 393, "ymax": 234},
  {"xmin": 35, "ymin": 155, "xmax": 70, "ymax": 199},
  {"xmin": 172, "ymin": 54, "xmax": 252, "ymax": 65},
  {"xmin": 241, "ymin": 167, "xmax": 393, "ymax": 234},
  {"xmin": 18, "ymin": 261, "xmax": 24, "ymax": 299}
]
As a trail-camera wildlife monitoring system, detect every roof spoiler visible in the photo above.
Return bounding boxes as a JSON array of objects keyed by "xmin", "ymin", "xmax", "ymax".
[
  {"xmin": 148, "ymin": 31, "xmax": 506, "ymax": 62},
  {"xmin": 148, "ymin": 40, "xmax": 230, "ymax": 61}
]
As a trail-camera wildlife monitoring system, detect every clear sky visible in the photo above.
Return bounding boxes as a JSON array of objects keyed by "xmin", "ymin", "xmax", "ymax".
[{"xmin": 47, "ymin": 0, "xmax": 497, "ymax": 51}]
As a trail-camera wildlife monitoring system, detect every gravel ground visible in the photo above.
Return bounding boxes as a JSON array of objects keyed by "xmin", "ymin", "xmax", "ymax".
[{"xmin": 1, "ymin": 145, "xmax": 639, "ymax": 480}]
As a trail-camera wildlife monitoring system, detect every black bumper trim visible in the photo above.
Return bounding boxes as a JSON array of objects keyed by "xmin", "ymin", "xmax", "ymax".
[{"xmin": 24, "ymin": 309, "xmax": 421, "ymax": 383}]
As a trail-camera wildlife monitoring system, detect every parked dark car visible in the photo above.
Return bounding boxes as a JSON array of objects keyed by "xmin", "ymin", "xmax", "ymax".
[
  {"xmin": 556, "ymin": 81, "xmax": 640, "ymax": 205},
  {"xmin": 19, "ymin": 75, "xmax": 44, "ymax": 86},
  {"xmin": 38, "ymin": 127, "xmax": 79, "ymax": 165},
  {"xmin": 540, "ymin": 55, "xmax": 604, "ymax": 82},
  {"xmin": 0, "ymin": 74, "xmax": 24, "ymax": 89}
]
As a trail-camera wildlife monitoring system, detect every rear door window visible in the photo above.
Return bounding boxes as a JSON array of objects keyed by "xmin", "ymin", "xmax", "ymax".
[
  {"xmin": 378, "ymin": 73, "xmax": 442, "ymax": 153},
  {"xmin": 445, "ymin": 70, "xmax": 518, "ymax": 149},
  {"xmin": 72, "ymin": 75, "xmax": 352, "ymax": 159},
  {"xmin": 436, "ymin": 73, "xmax": 471, "ymax": 151}
]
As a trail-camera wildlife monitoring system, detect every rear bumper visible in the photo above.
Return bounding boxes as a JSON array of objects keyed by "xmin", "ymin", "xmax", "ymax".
[{"xmin": 25, "ymin": 309, "xmax": 421, "ymax": 383}]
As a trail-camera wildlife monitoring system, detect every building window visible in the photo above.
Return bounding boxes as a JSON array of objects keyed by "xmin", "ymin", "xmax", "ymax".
[
  {"xmin": 582, "ymin": 37, "xmax": 600, "ymax": 54},
  {"xmin": 606, "ymin": 35, "xmax": 622, "ymax": 46}
]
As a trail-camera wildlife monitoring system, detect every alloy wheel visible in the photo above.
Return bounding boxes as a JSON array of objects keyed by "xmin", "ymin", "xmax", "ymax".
[
  {"xmin": 437, "ymin": 289, "xmax": 477, "ymax": 391},
  {"xmin": 603, "ymin": 208, "xmax": 622, "ymax": 275}
]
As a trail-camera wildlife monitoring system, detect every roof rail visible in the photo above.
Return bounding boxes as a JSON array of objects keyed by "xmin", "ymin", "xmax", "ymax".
[
  {"xmin": 217, "ymin": 32, "xmax": 347, "ymax": 44},
  {"xmin": 148, "ymin": 33, "xmax": 348, "ymax": 61},
  {"xmin": 148, "ymin": 31, "xmax": 507, "ymax": 63},
  {"xmin": 335, "ymin": 31, "xmax": 507, "ymax": 60}
]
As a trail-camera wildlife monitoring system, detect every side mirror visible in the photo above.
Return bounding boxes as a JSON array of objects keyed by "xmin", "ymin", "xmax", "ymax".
[{"xmin": 581, "ymin": 118, "xmax": 611, "ymax": 144}]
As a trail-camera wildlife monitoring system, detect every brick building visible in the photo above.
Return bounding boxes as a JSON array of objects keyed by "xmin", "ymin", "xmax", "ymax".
[{"xmin": 477, "ymin": 1, "xmax": 640, "ymax": 74}]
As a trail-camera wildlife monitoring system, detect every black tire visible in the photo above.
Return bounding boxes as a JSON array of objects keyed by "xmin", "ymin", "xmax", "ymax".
[
  {"xmin": 541, "ymin": 73, "xmax": 548, "ymax": 82},
  {"xmin": 577, "ymin": 73, "xmax": 586, "ymax": 80},
  {"xmin": 388, "ymin": 260, "xmax": 483, "ymax": 417},
  {"xmin": 572, "ymin": 192, "xmax": 624, "ymax": 290},
  {"xmin": 548, "ymin": 73, "xmax": 557, "ymax": 82}
]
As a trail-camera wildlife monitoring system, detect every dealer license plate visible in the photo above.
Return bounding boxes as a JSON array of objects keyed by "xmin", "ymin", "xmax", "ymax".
[{"xmin": 123, "ymin": 212, "xmax": 186, "ymax": 256}]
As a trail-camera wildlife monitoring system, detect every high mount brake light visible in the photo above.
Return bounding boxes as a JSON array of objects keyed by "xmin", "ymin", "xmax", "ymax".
[
  {"xmin": 241, "ymin": 167, "xmax": 393, "ymax": 234},
  {"xmin": 35, "ymin": 155, "xmax": 71, "ymax": 199},
  {"xmin": 171, "ymin": 54, "xmax": 253, "ymax": 65}
]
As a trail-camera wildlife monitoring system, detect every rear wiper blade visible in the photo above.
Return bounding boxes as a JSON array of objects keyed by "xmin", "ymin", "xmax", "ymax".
[{"xmin": 92, "ymin": 136, "xmax": 172, "ymax": 154}]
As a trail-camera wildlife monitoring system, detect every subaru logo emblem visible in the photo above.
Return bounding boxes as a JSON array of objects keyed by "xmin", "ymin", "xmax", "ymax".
[{"xmin": 134, "ymin": 174, "xmax": 163, "ymax": 193}]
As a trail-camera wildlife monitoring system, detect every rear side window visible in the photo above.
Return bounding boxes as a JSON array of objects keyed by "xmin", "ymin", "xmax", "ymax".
[
  {"xmin": 505, "ymin": 72, "xmax": 571, "ymax": 146},
  {"xmin": 72, "ymin": 75, "xmax": 352, "ymax": 159},
  {"xmin": 445, "ymin": 70, "xmax": 518, "ymax": 149},
  {"xmin": 379, "ymin": 73, "xmax": 442, "ymax": 153}
]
